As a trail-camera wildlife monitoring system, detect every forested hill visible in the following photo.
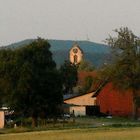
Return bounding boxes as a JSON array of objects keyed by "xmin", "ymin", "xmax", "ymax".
[{"xmin": 2, "ymin": 39, "xmax": 111, "ymax": 67}]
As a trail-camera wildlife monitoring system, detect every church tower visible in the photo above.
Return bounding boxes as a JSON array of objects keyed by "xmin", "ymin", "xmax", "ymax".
[{"xmin": 69, "ymin": 43, "xmax": 83, "ymax": 64}]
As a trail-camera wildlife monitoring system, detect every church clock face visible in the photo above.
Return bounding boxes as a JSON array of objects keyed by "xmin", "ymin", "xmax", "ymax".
[{"xmin": 73, "ymin": 48, "xmax": 78, "ymax": 53}]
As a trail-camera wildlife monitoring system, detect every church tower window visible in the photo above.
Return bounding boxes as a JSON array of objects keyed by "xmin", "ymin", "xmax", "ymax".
[
  {"xmin": 74, "ymin": 55, "xmax": 78, "ymax": 64},
  {"xmin": 73, "ymin": 48, "xmax": 78, "ymax": 53}
]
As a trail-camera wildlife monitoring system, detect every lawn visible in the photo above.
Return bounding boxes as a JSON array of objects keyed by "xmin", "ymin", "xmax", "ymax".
[{"xmin": 1, "ymin": 128, "xmax": 140, "ymax": 140}]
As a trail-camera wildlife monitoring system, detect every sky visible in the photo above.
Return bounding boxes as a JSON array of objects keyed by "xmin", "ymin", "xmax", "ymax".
[{"xmin": 0, "ymin": 0, "xmax": 140, "ymax": 46}]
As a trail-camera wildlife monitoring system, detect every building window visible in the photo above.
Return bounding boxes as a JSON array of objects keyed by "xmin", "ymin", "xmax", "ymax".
[
  {"xmin": 74, "ymin": 55, "xmax": 78, "ymax": 63},
  {"xmin": 73, "ymin": 48, "xmax": 78, "ymax": 53}
]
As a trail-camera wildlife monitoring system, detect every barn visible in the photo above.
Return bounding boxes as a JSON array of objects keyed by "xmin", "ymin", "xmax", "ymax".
[
  {"xmin": 64, "ymin": 81, "xmax": 140, "ymax": 117},
  {"xmin": 64, "ymin": 70, "xmax": 140, "ymax": 117},
  {"xmin": 94, "ymin": 82, "xmax": 140, "ymax": 117}
]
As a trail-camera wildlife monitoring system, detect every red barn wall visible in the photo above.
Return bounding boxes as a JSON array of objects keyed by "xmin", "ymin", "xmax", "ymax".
[{"xmin": 97, "ymin": 83, "xmax": 134, "ymax": 117}]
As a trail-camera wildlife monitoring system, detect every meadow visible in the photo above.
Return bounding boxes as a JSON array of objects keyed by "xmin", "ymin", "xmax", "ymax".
[
  {"xmin": 1, "ymin": 117, "xmax": 140, "ymax": 140},
  {"xmin": 0, "ymin": 127, "xmax": 140, "ymax": 140}
]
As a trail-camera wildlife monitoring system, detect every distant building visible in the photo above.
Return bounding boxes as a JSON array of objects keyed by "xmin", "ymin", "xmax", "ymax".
[{"xmin": 69, "ymin": 43, "xmax": 83, "ymax": 64}]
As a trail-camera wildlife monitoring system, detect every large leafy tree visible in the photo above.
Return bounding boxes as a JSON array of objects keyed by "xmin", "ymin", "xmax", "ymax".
[
  {"xmin": 83, "ymin": 76, "xmax": 93, "ymax": 93},
  {"xmin": 0, "ymin": 49, "xmax": 15, "ymax": 106},
  {"xmin": 0, "ymin": 38, "xmax": 63, "ymax": 126},
  {"xmin": 60, "ymin": 61, "xmax": 78, "ymax": 94},
  {"xmin": 103, "ymin": 27, "xmax": 140, "ymax": 118}
]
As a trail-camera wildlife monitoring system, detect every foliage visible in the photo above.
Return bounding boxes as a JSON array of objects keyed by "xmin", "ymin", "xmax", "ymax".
[
  {"xmin": 105, "ymin": 27, "xmax": 140, "ymax": 90},
  {"xmin": 0, "ymin": 38, "xmax": 63, "ymax": 126},
  {"xmin": 0, "ymin": 49, "xmax": 16, "ymax": 106},
  {"xmin": 83, "ymin": 76, "xmax": 93, "ymax": 93},
  {"xmin": 78, "ymin": 59, "xmax": 95, "ymax": 71},
  {"xmin": 103, "ymin": 27, "xmax": 140, "ymax": 118},
  {"xmin": 60, "ymin": 61, "xmax": 78, "ymax": 94}
]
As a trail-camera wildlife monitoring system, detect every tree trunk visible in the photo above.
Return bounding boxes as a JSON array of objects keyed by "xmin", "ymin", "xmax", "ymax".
[
  {"xmin": 132, "ymin": 101, "xmax": 137, "ymax": 120},
  {"xmin": 132, "ymin": 89, "xmax": 138, "ymax": 120},
  {"xmin": 32, "ymin": 117, "xmax": 38, "ymax": 127}
]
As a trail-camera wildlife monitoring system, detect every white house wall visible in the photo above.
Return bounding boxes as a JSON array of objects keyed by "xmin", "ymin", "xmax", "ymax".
[{"xmin": 70, "ymin": 106, "xmax": 86, "ymax": 116}]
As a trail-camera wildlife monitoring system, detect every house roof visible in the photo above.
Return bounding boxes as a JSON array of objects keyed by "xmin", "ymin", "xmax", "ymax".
[
  {"xmin": 63, "ymin": 93, "xmax": 79, "ymax": 100},
  {"xmin": 63, "ymin": 71, "xmax": 107, "ymax": 101},
  {"xmin": 64, "ymin": 91, "xmax": 95, "ymax": 101}
]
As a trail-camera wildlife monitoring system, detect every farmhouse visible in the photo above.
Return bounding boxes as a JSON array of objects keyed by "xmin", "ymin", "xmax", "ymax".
[{"xmin": 64, "ymin": 92, "xmax": 99, "ymax": 116}]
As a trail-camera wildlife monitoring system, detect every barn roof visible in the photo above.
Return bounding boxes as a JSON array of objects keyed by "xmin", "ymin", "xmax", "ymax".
[{"xmin": 78, "ymin": 71, "xmax": 101, "ymax": 92}]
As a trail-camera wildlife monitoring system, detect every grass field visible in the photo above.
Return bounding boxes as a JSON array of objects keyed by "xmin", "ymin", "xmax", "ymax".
[
  {"xmin": 1, "ymin": 117, "xmax": 140, "ymax": 140},
  {"xmin": 0, "ymin": 127, "xmax": 140, "ymax": 140}
]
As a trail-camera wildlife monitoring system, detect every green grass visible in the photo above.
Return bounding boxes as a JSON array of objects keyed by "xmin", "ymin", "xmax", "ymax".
[
  {"xmin": 1, "ymin": 116, "xmax": 140, "ymax": 134},
  {"xmin": 1, "ymin": 116, "xmax": 140, "ymax": 140},
  {"xmin": 1, "ymin": 128, "xmax": 140, "ymax": 140}
]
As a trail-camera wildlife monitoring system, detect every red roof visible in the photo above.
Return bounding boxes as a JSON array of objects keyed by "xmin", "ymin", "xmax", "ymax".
[{"xmin": 78, "ymin": 71, "xmax": 101, "ymax": 92}]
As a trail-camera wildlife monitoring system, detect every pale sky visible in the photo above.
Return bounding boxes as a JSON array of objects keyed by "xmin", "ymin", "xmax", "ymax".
[{"xmin": 0, "ymin": 0, "xmax": 140, "ymax": 46}]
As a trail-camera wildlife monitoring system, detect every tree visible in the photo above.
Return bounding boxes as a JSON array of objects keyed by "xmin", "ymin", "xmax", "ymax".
[
  {"xmin": 103, "ymin": 27, "xmax": 140, "ymax": 119},
  {"xmin": 0, "ymin": 38, "xmax": 63, "ymax": 126},
  {"xmin": 0, "ymin": 49, "xmax": 16, "ymax": 107},
  {"xmin": 83, "ymin": 76, "xmax": 93, "ymax": 93},
  {"xmin": 60, "ymin": 61, "xmax": 78, "ymax": 94},
  {"xmin": 78, "ymin": 59, "xmax": 95, "ymax": 72}
]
